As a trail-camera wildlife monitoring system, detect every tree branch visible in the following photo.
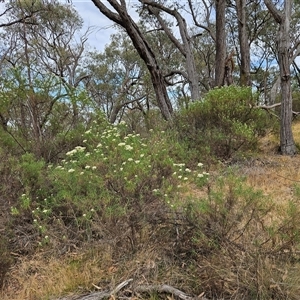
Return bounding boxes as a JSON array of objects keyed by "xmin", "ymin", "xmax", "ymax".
[
  {"xmin": 91, "ymin": 0, "xmax": 123, "ymax": 25},
  {"xmin": 263, "ymin": 0, "xmax": 283, "ymax": 23}
]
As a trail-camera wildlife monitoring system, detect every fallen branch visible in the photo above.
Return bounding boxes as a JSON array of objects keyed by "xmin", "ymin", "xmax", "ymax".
[
  {"xmin": 54, "ymin": 279, "xmax": 209, "ymax": 300},
  {"xmin": 57, "ymin": 278, "xmax": 133, "ymax": 300}
]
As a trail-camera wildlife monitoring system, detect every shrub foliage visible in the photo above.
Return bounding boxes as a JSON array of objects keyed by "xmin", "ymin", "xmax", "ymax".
[
  {"xmin": 1, "ymin": 95, "xmax": 300, "ymax": 299},
  {"xmin": 175, "ymin": 86, "xmax": 272, "ymax": 160}
]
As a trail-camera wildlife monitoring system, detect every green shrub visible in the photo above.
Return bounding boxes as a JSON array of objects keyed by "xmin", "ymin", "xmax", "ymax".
[
  {"xmin": 175, "ymin": 86, "xmax": 273, "ymax": 160},
  {"xmin": 176, "ymin": 173, "xmax": 300, "ymax": 299},
  {"xmin": 10, "ymin": 116, "xmax": 208, "ymax": 253}
]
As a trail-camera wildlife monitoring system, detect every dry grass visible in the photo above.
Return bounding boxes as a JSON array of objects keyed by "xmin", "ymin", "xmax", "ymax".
[
  {"xmin": 1, "ymin": 245, "xmax": 114, "ymax": 300},
  {"xmin": 3, "ymin": 123, "xmax": 300, "ymax": 299},
  {"xmin": 241, "ymin": 122, "xmax": 300, "ymax": 204}
]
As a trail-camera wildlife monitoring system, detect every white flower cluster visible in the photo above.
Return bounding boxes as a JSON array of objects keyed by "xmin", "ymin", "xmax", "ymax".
[
  {"xmin": 118, "ymin": 142, "xmax": 133, "ymax": 151},
  {"xmin": 66, "ymin": 146, "xmax": 86, "ymax": 156}
]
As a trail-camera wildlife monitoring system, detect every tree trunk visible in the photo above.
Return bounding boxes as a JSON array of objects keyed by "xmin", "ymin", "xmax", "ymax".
[
  {"xmin": 278, "ymin": 2, "xmax": 296, "ymax": 155},
  {"xmin": 236, "ymin": 0, "xmax": 251, "ymax": 86},
  {"xmin": 91, "ymin": 0, "xmax": 173, "ymax": 120},
  {"xmin": 215, "ymin": 0, "xmax": 227, "ymax": 87},
  {"xmin": 140, "ymin": 1, "xmax": 200, "ymax": 101},
  {"xmin": 264, "ymin": 0, "xmax": 296, "ymax": 155}
]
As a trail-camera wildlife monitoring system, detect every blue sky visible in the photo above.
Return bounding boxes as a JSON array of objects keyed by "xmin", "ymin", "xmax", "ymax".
[
  {"xmin": 72, "ymin": 1, "xmax": 139, "ymax": 51},
  {"xmin": 72, "ymin": 2, "xmax": 116, "ymax": 51}
]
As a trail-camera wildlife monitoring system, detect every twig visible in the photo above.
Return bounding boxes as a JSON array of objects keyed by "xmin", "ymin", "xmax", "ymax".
[{"xmin": 276, "ymin": 174, "xmax": 300, "ymax": 183}]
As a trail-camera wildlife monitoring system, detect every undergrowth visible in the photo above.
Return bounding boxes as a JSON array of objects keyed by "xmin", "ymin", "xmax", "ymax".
[{"xmin": 1, "ymin": 112, "xmax": 300, "ymax": 299}]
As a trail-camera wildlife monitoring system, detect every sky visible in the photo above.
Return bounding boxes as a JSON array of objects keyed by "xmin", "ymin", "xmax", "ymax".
[
  {"xmin": 71, "ymin": 1, "xmax": 139, "ymax": 51},
  {"xmin": 0, "ymin": 1, "xmax": 138, "ymax": 52},
  {"xmin": 1, "ymin": 1, "xmax": 299, "ymax": 65}
]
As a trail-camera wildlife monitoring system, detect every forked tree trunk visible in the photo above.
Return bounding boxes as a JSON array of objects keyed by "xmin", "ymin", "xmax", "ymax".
[{"xmin": 141, "ymin": 1, "xmax": 200, "ymax": 101}]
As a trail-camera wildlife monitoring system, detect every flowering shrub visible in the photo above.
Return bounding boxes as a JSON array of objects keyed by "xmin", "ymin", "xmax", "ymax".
[{"xmin": 10, "ymin": 114, "xmax": 209, "ymax": 251}]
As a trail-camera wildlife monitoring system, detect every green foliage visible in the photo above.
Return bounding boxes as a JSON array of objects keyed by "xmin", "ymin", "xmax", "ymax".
[
  {"xmin": 178, "ymin": 173, "xmax": 300, "ymax": 299},
  {"xmin": 8, "ymin": 116, "xmax": 208, "ymax": 251},
  {"xmin": 0, "ymin": 68, "xmax": 94, "ymax": 161},
  {"xmin": 175, "ymin": 86, "xmax": 273, "ymax": 160},
  {"xmin": 184, "ymin": 173, "xmax": 271, "ymax": 252}
]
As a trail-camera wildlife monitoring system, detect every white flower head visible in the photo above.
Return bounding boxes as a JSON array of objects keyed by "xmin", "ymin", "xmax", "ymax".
[
  {"xmin": 66, "ymin": 150, "xmax": 76, "ymax": 156},
  {"xmin": 75, "ymin": 146, "xmax": 86, "ymax": 152},
  {"xmin": 125, "ymin": 145, "xmax": 133, "ymax": 151}
]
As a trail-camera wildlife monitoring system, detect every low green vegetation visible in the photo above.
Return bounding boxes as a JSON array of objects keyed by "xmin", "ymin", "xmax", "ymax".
[
  {"xmin": 175, "ymin": 86, "xmax": 275, "ymax": 160},
  {"xmin": 1, "ymin": 87, "xmax": 300, "ymax": 299}
]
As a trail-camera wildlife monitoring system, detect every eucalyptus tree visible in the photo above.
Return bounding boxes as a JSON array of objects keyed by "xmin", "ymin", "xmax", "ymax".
[
  {"xmin": 226, "ymin": 0, "xmax": 275, "ymax": 88},
  {"xmin": 91, "ymin": 0, "xmax": 173, "ymax": 121},
  {"xmin": 83, "ymin": 32, "xmax": 151, "ymax": 124},
  {"xmin": 0, "ymin": 0, "xmax": 91, "ymax": 159},
  {"xmin": 264, "ymin": 0, "xmax": 297, "ymax": 155},
  {"xmin": 214, "ymin": 0, "xmax": 227, "ymax": 87},
  {"xmin": 235, "ymin": 0, "xmax": 251, "ymax": 86},
  {"xmin": 139, "ymin": 0, "xmax": 200, "ymax": 100},
  {"xmin": 2, "ymin": 0, "xmax": 89, "ymax": 88},
  {"xmin": 0, "ymin": 0, "xmax": 41, "ymax": 28}
]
